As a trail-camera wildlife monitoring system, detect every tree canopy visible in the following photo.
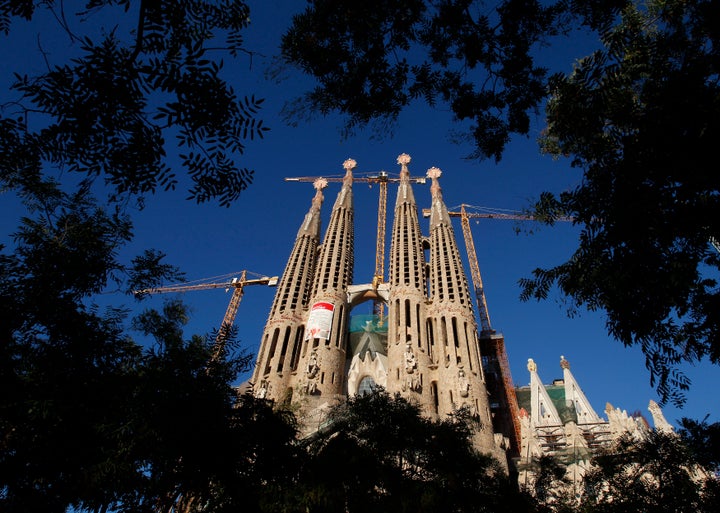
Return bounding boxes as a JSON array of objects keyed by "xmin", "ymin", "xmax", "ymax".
[
  {"xmin": 579, "ymin": 431, "xmax": 720, "ymax": 513},
  {"xmin": 288, "ymin": 390, "xmax": 528, "ymax": 513},
  {"xmin": 1, "ymin": 0, "xmax": 267, "ymax": 207},
  {"xmin": 0, "ymin": 2, "xmax": 288, "ymax": 511},
  {"xmin": 281, "ymin": 0, "xmax": 627, "ymax": 161},
  {"xmin": 281, "ymin": 0, "xmax": 720, "ymax": 404},
  {"xmin": 521, "ymin": 0, "xmax": 720, "ymax": 405}
]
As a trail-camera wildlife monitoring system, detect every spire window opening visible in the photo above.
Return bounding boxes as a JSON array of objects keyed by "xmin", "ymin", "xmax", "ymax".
[
  {"xmin": 290, "ymin": 326, "xmax": 304, "ymax": 370},
  {"xmin": 464, "ymin": 322, "xmax": 473, "ymax": 371},
  {"xmin": 452, "ymin": 317, "xmax": 460, "ymax": 348},
  {"xmin": 416, "ymin": 304, "xmax": 421, "ymax": 348},
  {"xmin": 276, "ymin": 327, "xmax": 291, "ymax": 373},
  {"xmin": 431, "ymin": 381, "xmax": 439, "ymax": 414},
  {"xmin": 426, "ymin": 318, "xmax": 434, "ymax": 360},
  {"xmin": 264, "ymin": 328, "xmax": 280, "ymax": 375},
  {"xmin": 334, "ymin": 305, "xmax": 345, "ymax": 347}
]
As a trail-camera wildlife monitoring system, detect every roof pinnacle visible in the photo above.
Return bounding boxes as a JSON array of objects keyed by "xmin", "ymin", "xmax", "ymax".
[
  {"xmin": 427, "ymin": 166, "xmax": 442, "ymax": 196},
  {"xmin": 527, "ymin": 358, "xmax": 537, "ymax": 372},
  {"xmin": 560, "ymin": 355, "xmax": 570, "ymax": 370},
  {"xmin": 343, "ymin": 158, "xmax": 357, "ymax": 171},
  {"xmin": 311, "ymin": 178, "xmax": 327, "ymax": 207},
  {"xmin": 313, "ymin": 178, "xmax": 328, "ymax": 190},
  {"xmin": 342, "ymin": 158, "xmax": 356, "ymax": 185},
  {"xmin": 397, "ymin": 153, "xmax": 411, "ymax": 177}
]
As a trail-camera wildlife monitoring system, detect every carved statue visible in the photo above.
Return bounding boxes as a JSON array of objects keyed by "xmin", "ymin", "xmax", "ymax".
[
  {"xmin": 404, "ymin": 343, "xmax": 417, "ymax": 373},
  {"xmin": 304, "ymin": 381, "xmax": 317, "ymax": 394},
  {"xmin": 256, "ymin": 380, "xmax": 269, "ymax": 399},
  {"xmin": 458, "ymin": 368, "xmax": 470, "ymax": 398},
  {"xmin": 307, "ymin": 350, "xmax": 320, "ymax": 378}
]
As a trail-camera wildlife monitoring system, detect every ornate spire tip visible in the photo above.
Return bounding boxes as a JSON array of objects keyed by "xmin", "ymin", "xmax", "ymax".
[
  {"xmin": 396, "ymin": 153, "xmax": 411, "ymax": 166},
  {"xmin": 426, "ymin": 167, "xmax": 442, "ymax": 180},
  {"xmin": 342, "ymin": 158, "xmax": 357, "ymax": 171},
  {"xmin": 560, "ymin": 355, "xmax": 570, "ymax": 369},
  {"xmin": 313, "ymin": 178, "xmax": 328, "ymax": 190},
  {"xmin": 527, "ymin": 358, "xmax": 537, "ymax": 372}
]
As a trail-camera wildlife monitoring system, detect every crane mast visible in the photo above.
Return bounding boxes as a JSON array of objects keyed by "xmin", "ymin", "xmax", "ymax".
[
  {"xmin": 422, "ymin": 204, "xmax": 573, "ymax": 333},
  {"xmin": 135, "ymin": 271, "xmax": 278, "ymax": 360},
  {"xmin": 373, "ymin": 173, "xmax": 388, "ymax": 319},
  {"xmin": 459, "ymin": 205, "xmax": 494, "ymax": 335}
]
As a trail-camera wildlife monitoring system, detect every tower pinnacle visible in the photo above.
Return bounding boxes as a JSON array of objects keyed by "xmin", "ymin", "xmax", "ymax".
[
  {"xmin": 342, "ymin": 158, "xmax": 356, "ymax": 185},
  {"xmin": 397, "ymin": 153, "xmax": 411, "ymax": 176},
  {"xmin": 427, "ymin": 166, "xmax": 442, "ymax": 196}
]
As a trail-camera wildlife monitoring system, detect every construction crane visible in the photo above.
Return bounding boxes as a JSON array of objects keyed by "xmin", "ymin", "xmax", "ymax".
[
  {"xmin": 422, "ymin": 203, "xmax": 573, "ymax": 457},
  {"xmin": 286, "ymin": 172, "xmax": 427, "ymax": 319},
  {"xmin": 135, "ymin": 270, "xmax": 278, "ymax": 360},
  {"xmin": 422, "ymin": 204, "xmax": 573, "ymax": 335}
]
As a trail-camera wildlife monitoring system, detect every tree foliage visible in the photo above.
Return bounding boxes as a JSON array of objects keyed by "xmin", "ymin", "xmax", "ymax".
[
  {"xmin": 280, "ymin": 0, "xmax": 630, "ymax": 161},
  {"xmin": 0, "ymin": 180, "xmax": 300, "ymax": 512},
  {"xmin": 678, "ymin": 416, "xmax": 720, "ymax": 472},
  {"xmin": 579, "ymin": 431, "xmax": 720, "ymax": 513},
  {"xmin": 1, "ymin": 0, "xmax": 267, "ymax": 206},
  {"xmin": 289, "ymin": 390, "xmax": 529, "ymax": 513},
  {"xmin": 521, "ymin": 0, "xmax": 720, "ymax": 405},
  {"xmin": 0, "ymin": 3, "xmax": 294, "ymax": 509}
]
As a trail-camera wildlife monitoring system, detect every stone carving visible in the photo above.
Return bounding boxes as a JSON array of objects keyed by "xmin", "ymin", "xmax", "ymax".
[
  {"xmin": 307, "ymin": 350, "xmax": 320, "ymax": 378},
  {"xmin": 303, "ymin": 381, "xmax": 317, "ymax": 395},
  {"xmin": 256, "ymin": 380, "xmax": 270, "ymax": 399},
  {"xmin": 402, "ymin": 375, "xmax": 421, "ymax": 392},
  {"xmin": 404, "ymin": 343, "xmax": 417, "ymax": 373},
  {"xmin": 458, "ymin": 368, "xmax": 470, "ymax": 398}
]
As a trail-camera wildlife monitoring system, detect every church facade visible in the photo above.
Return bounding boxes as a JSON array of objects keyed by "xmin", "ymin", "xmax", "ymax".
[
  {"xmin": 250, "ymin": 154, "xmax": 502, "ymax": 456},
  {"xmin": 249, "ymin": 154, "xmax": 670, "ymax": 472}
]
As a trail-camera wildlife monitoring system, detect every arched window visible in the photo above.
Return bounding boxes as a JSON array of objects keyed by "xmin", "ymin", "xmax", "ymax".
[{"xmin": 357, "ymin": 376, "xmax": 377, "ymax": 396}]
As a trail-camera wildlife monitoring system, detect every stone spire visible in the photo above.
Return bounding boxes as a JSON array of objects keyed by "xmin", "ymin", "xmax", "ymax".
[
  {"xmin": 560, "ymin": 355, "xmax": 601, "ymax": 424},
  {"xmin": 387, "ymin": 153, "xmax": 429, "ymax": 404},
  {"xmin": 296, "ymin": 158, "xmax": 356, "ymax": 406},
  {"xmin": 527, "ymin": 358, "xmax": 563, "ymax": 426},
  {"xmin": 648, "ymin": 400, "xmax": 674, "ymax": 434},
  {"xmin": 425, "ymin": 166, "xmax": 495, "ymax": 453},
  {"xmin": 426, "ymin": 166, "xmax": 472, "ymax": 308},
  {"xmin": 389, "ymin": 153, "xmax": 425, "ymax": 293},
  {"xmin": 253, "ymin": 179, "xmax": 327, "ymax": 401}
]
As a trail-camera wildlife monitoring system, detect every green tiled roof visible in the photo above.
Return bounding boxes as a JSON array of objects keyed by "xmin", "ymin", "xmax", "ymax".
[{"xmin": 516, "ymin": 385, "xmax": 579, "ymax": 425}]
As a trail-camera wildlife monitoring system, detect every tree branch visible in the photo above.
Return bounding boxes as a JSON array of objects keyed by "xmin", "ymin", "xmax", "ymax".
[{"xmin": 129, "ymin": 0, "xmax": 147, "ymax": 63}]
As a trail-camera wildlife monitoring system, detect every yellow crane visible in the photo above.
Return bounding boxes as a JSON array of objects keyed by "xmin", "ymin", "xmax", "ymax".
[
  {"xmin": 286, "ymin": 172, "xmax": 427, "ymax": 319},
  {"xmin": 135, "ymin": 270, "xmax": 278, "ymax": 360}
]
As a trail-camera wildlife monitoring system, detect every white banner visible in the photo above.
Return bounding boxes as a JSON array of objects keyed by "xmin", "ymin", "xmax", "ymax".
[{"xmin": 305, "ymin": 301, "xmax": 334, "ymax": 340}]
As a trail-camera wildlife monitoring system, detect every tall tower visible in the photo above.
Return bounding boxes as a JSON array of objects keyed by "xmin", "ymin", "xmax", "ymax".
[
  {"xmin": 252, "ymin": 178, "xmax": 327, "ymax": 403},
  {"xmin": 424, "ymin": 166, "xmax": 497, "ymax": 452},
  {"xmin": 386, "ymin": 154, "xmax": 430, "ymax": 405},
  {"xmin": 254, "ymin": 155, "xmax": 500, "ymax": 455},
  {"xmin": 296, "ymin": 158, "xmax": 355, "ymax": 411}
]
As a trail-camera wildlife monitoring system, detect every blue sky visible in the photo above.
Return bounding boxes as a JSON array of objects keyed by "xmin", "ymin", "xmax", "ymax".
[{"xmin": 2, "ymin": 0, "xmax": 717, "ymax": 427}]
